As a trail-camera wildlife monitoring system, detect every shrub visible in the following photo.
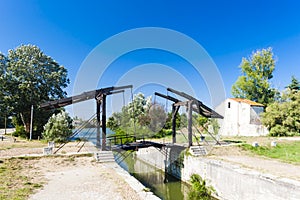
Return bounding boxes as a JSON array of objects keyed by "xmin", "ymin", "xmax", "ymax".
[
  {"xmin": 13, "ymin": 125, "xmax": 27, "ymax": 138},
  {"xmin": 261, "ymin": 90, "xmax": 300, "ymax": 137},
  {"xmin": 42, "ymin": 110, "xmax": 72, "ymax": 143},
  {"xmin": 188, "ymin": 174, "xmax": 214, "ymax": 200}
]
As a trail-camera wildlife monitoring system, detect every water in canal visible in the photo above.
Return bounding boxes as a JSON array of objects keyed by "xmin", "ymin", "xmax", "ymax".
[
  {"xmin": 73, "ymin": 129, "xmax": 190, "ymax": 199},
  {"xmin": 116, "ymin": 152, "xmax": 190, "ymax": 200}
]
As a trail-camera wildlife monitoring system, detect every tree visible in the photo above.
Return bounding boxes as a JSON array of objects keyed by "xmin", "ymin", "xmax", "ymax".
[
  {"xmin": 148, "ymin": 104, "xmax": 167, "ymax": 132},
  {"xmin": 180, "ymin": 113, "xmax": 188, "ymax": 128},
  {"xmin": 231, "ymin": 48, "xmax": 277, "ymax": 105},
  {"xmin": 107, "ymin": 116, "xmax": 120, "ymax": 131},
  {"xmin": 164, "ymin": 112, "xmax": 181, "ymax": 129},
  {"xmin": 107, "ymin": 93, "xmax": 169, "ymax": 137},
  {"xmin": 2, "ymin": 44, "xmax": 69, "ymax": 134},
  {"xmin": 261, "ymin": 89, "xmax": 300, "ymax": 136},
  {"xmin": 286, "ymin": 76, "xmax": 300, "ymax": 92},
  {"xmin": 0, "ymin": 53, "xmax": 8, "ymax": 128},
  {"xmin": 127, "ymin": 93, "xmax": 152, "ymax": 123},
  {"xmin": 42, "ymin": 110, "xmax": 73, "ymax": 142}
]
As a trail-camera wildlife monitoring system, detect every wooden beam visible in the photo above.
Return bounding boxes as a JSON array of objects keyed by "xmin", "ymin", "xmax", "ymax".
[
  {"xmin": 40, "ymin": 85, "xmax": 132, "ymax": 109},
  {"xmin": 101, "ymin": 94, "xmax": 107, "ymax": 151},
  {"xmin": 96, "ymin": 101, "xmax": 101, "ymax": 148},
  {"xmin": 172, "ymin": 104, "xmax": 180, "ymax": 144},
  {"xmin": 187, "ymin": 100, "xmax": 193, "ymax": 147}
]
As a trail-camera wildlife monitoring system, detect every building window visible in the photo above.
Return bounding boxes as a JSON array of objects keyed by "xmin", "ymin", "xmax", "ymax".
[{"xmin": 228, "ymin": 102, "xmax": 231, "ymax": 108}]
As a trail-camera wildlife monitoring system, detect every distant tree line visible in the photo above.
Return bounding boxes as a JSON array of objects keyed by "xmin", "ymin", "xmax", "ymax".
[{"xmin": 107, "ymin": 93, "xmax": 194, "ymax": 139}]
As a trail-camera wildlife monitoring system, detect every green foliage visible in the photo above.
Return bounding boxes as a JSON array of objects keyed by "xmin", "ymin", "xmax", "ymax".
[
  {"xmin": 286, "ymin": 76, "xmax": 300, "ymax": 92},
  {"xmin": 261, "ymin": 89, "xmax": 300, "ymax": 136},
  {"xmin": 152, "ymin": 129, "xmax": 172, "ymax": 138},
  {"xmin": 13, "ymin": 124, "xmax": 27, "ymax": 138},
  {"xmin": 148, "ymin": 104, "xmax": 167, "ymax": 132},
  {"xmin": 192, "ymin": 114, "xmax": 219, "ymax": 135},
  {"xmin": 42, "ymin": 110, "xmax": 73, "ymax": 143},
  {"xmin": 209, "ymin": 119, "xmax": 220, "ymax": 135},
  {"xmin": 164, "ymin": 112, "xmax": 181, "ymax": 129},
  {"xmin": 0, "ymin": 53, "xmax": 13, "ymax": 128},
  {"xmin": 107, "ymin": 93, "xmax": 152, "ymax": 132},
  {"xmin": 180, "ymin": 113, "xmax": 188, "ymax": 128},
  {"xmin": 107, "ymin": 93, "xmax": 168, "ymax": 138},
  {"xmin": 197, "ymin": 115, "xmax": 208, "ymax": 127},
  {"xmin": 188, "ymin": 174, "xmax": 215, "ymax": 200},
  {"xmin": 128, "ymin": 93, "xmax": 152, "ymax": 121},
  {"xmin": 240, "ymin": 142, "xmax": 300, "ymax": 163},
  {"xmin": 109, "ymin": 129, "xmax": 135, "ymax": 145},
  {"xmin": 231, "ymin": 48, "xmax": 277, "ymax": 105},
  {"xmin": 0, "ymin": 44, "xmax": 69, "ymax": 135},
  {"xmin": 107, "ymin": 116, "xmax": 119, "ymax": 131}
]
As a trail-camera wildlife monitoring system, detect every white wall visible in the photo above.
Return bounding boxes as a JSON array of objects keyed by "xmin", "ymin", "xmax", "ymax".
[
  {"xmin": 216, "ymin": 99, "xmax": 268, "ymax": 136},
  {"xmin": 182, "ymin": 156, "xmax": 300, "ymax": 200}
]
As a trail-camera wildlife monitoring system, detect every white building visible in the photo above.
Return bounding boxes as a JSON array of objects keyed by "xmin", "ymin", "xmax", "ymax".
[{"xmin": 216, "ymin": 98, "xmax": 269, "ymax": 136}]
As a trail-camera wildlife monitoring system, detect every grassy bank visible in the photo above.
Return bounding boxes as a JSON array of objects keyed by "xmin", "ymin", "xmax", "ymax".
[
  {"xmin": 240, "ymin": 141, "xmax": 300, "ymax": 164},
  {"xmin": 0, "ymin": 157, "xmax": 43, "ymax": 200},
  {"xmin": 0, "ymin": 139, "xmax": 46, "ymax": 151}
]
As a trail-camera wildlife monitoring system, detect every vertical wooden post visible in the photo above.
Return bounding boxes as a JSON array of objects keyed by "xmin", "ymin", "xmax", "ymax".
[
  {"xmin": 171, "ymin": 104, "xmax": 180, "ymax": 144},
  {"xmin": 4, "ymin": 114, "xmax": 7, "ymax": 135},
  {"xmin": 96, "ymin": 101, "xmax": 101, "ymax": 148},
  {"xmin": 101, "ymin": 94, "xmax": 107, "ymax": 151},
  {"xmin": 171, "ymin": 104, "xmax": 176, "ymax": 144},
  {"xmin": 29, "ymin": 105, "xmax": 33, "ymax": 140},
  {"xmin": 187, "ymin": 100, "xmax": 193, "ymax": 147}
]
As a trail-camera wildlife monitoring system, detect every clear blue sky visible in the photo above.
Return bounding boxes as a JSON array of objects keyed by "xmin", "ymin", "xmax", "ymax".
[{"xmin": 1, "ymin": 0, "xmax": 300, "ymax": 117}]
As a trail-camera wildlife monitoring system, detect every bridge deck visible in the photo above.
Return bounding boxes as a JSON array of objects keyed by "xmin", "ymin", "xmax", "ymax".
[{"xmin": 112, "ymin": 141, "xmax": 165, "ymax": 151}]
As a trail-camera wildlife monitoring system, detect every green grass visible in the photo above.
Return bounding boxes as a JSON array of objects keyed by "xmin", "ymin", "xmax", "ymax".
[
  {"xmin": 240, "ymin": 141, "xmax": 300, "ymax": 164},
  {"xmin": 0, "ymin": 158, "xmax": 43, "ymax": 200}
]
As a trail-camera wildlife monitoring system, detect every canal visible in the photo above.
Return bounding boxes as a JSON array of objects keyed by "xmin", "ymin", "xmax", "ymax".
[
  {"xmin": 73, "ymin": 128, "xmax": 190, "ymax": 199},
  {"xmin": 115, "ymin": 152, "xmax": 190, "ymax": 200}
]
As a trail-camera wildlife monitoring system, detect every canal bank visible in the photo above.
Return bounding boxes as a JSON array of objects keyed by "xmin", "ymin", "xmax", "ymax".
[
  {"xmin": 135, "ymin": 146, "xmax": 300, "ymax": 200},
  {"xmin": 103, "ymin": 160, "xmax": 161, "ymax": 200},
  {"xmin": 116, "ymin": 151, "xmax": 190, "ymax": 200}
]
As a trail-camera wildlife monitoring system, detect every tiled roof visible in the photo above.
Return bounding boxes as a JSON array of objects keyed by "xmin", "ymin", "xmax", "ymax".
[{"xmin": 229, "ymin": 98, "xmax": 265, "ymax": 107}]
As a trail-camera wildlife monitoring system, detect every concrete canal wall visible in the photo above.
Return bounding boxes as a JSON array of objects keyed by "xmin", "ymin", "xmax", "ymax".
[
  {"xmin": 135, "ymin": 145, "xmax": 185, "ymax": 179},
  {"xmin": 136, "ymin": 146, "xmax": 300, "ymax": 200},
  {"xmin": 183, "ymin": 156, "xmax": 300, "ymax": 200}
]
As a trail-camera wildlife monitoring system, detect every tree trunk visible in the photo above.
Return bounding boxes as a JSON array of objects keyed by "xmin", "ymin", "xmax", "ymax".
[{"xmin": 20, "ymin": 112, "xmax": 31, "ymax": 133}]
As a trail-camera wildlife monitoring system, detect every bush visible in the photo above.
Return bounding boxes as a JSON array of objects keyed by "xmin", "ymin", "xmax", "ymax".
[
  {"xmin": 109, "ymin": 129, "xmax": 135, "ymax": 145},
  {"xmin": 151, "ymin": 129, "xmax": 172, "ymax": 138},
  {"xmin": 42, "ymin": 111, "xmax": 72, "ymax": 143},
  {"xmin": 262, "ymin": 90, "xmax": 300, "ymax": 137},
  {"xmin": 269, "ymin": 125, "xmax": 294, "ymax": 137},
  {"xmin": 188, "ymin": 174, "xmax": 214, "ymax": 200},
  {"xmin": 13, "ymin": 125, "xmax": 27, "ymax": 138}
]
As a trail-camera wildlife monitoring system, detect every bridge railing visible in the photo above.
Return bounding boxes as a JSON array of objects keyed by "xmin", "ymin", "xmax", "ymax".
[{"xmin": 106, "ymin": 134, "xmax": 139, "ymax": 150}]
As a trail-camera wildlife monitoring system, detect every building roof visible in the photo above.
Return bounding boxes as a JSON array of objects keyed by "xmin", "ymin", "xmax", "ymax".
[{"xmin": 229, "ymin": 98, "xmax": 265, "ymax": 107}]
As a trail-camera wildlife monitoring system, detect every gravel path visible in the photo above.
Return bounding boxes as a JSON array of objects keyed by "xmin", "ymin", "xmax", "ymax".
[
  {"xmin": 216, "ymin": 155, "xmax": 300, "ymax": 181},
  {"xmin": 0, "ymin": 138, "xmax": 159, "ymax": 200},
  {"xmin": 30, "ymin": 157, "xmax": 141, "ymax": 200}
]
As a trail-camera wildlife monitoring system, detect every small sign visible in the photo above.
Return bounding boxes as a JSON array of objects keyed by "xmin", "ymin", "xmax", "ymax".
[{"xmin": 43, "ymin": 147, "xmax": 53, "ymax": 155}]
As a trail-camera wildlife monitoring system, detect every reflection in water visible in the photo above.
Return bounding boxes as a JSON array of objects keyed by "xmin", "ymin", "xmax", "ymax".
[{"xmin": 116, "ymin": 152, "xmax": 190, "ymax": 200}]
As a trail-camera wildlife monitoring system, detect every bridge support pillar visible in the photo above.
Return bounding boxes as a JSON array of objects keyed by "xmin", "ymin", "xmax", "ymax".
[
  {"xmin": 171, "ymin": 104, "xmax": 180, "ymax": 144},
  {"xmin": 187, "ymin": 100, "xmax": 193, "ymax": 147},
  {"xmin": 96, "ymin": 101, "xmax": 101, "ymax": 148},
  {"xmin": 101, "ymin": 94, "xmax": 107, "ymax": 151}
]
